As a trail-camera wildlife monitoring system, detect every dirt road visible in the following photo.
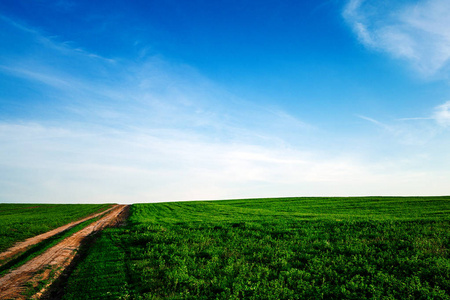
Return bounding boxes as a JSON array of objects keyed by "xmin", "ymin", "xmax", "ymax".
[
  {"xmin": 0, "ymin": 205, "xmax": 116, "ymax": 265},
  {"xmin": 0, "ymin": 204, "xmax": 128, "ymax": 300}
]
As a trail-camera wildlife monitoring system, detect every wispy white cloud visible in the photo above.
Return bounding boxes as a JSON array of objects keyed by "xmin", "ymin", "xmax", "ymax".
[
  {"xmin": 0, "ymin": 65, "xmax": 73, "ymax": 89},
  {"xmin": 343, "ymin": 0, "xmax": 450, "ymax": 77},
  {"xmin": 357, "ymin": 115, "xmax": 394, "ymax": 132},
  {"xmin": 358, "ymin": 99, "xmax": 450, "ymax": 147},
  {"xmin": 433, "ymin": 101, "xmax": 450, "ymax": 127},
  {"xmin": 1, "ymin": 15, "xmax": 315, "ymax": 144}
]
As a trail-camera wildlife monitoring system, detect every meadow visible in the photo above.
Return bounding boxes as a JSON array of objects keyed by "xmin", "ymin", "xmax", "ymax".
[
  {"xmin": 62, "ymin": 197, "xmax": 449, "ymax": 299},
  {"xmin": 0, "ymin": 204, "xmax": 112, "ymax": 254}
]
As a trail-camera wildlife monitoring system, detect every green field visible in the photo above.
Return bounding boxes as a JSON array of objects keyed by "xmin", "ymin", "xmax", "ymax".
[
  {"xmin": 0, "ymin": 203, "xmax": 112, "ymax": 254},
  {"xmin": 62, "ymin": 197, "xmax": 449, "ymax": 299}
]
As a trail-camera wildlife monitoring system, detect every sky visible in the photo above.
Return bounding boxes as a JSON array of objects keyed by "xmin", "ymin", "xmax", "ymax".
[{"xmin": 1, "ymin": 0, "xmax": 450, "ymax": 203}]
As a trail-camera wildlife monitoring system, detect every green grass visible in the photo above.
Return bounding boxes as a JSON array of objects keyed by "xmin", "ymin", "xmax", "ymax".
[
  {"xmin": 62, "ymin": 227, "xmax": 131, "ymax": 300},
  {"xmin": 63, "ymin": 197, "xmax": 449, "ymax": 299},
  {"xmin": 0, "ymin": 204, "xmax": 112, "ymax": 255}
]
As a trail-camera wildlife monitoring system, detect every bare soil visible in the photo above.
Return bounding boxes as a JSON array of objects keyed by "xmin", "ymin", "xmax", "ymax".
[{"xmin": 0, "ymin": 204, "xmax": 128, "ymax": 300}]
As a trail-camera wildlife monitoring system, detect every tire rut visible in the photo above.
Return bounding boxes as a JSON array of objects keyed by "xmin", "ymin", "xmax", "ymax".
[
  {"xmin": 0, "ymin": 204, "xmax": 128, "ymax": 300},
  {"xmin": 0, "ymin": 205, "xmax": 116, "ymax": 266}
]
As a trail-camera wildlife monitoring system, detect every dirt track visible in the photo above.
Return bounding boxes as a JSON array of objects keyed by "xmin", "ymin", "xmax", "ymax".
[
  {"xmin": 0, "ymin": 204, "xmax": 128, "ymax": 300},
  {"xmin": 0, "ymin": 205, "xmax": 117, "ymax": 265}
]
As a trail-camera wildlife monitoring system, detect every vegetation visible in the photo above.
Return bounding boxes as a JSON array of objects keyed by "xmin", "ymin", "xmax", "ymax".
[
  {"xmin": 62, "ymin": 197, "xmax": 448, "ymax": 299},
  {"xmin": 0, "ymin": 203, "xmax": 112, "ymax": 254}
]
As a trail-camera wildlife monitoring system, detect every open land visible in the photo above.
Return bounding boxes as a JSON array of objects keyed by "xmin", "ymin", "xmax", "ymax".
[{"xmin": 0, "ymin": 197, "xmax": 449, "ymax": 299}]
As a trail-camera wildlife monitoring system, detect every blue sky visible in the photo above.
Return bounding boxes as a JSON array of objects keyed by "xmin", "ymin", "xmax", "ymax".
[{"xmin": 1, "ymin": 0, "xmax": 450, "ymax": 203}]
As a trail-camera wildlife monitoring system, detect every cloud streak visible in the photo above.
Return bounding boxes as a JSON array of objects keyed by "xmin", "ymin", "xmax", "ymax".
[{"xmin": 343, "ymin": 0, "xmax": 450, "ymax": 77}]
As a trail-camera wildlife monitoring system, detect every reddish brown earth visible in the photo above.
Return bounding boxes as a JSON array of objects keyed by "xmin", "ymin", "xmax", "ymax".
[
  {"xmin": 0, "ymin": 204, "xmax": 128, "ymax": 300},
  {"xmin": 0, "ymin": 205, "xmax": 115, "ymax": 265}
]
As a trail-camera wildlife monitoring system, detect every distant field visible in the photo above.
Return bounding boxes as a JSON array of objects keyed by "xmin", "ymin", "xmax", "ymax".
[
  {"xmin": 63, "ymin": 197, "xmax": 449, "ymax": 299},
  {"xmin": 131, "ymin": 196, "xmax": 450, "ymax": 223},
  {"xmin": 0, "ymin": 204, "xmax": 112, "ymax": 254}
]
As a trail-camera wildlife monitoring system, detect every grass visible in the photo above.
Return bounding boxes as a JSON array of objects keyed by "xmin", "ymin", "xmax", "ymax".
[
  {"xmin": 60, "ymin": 197, "xmax": 449, "ymax": 299},
  {"xmin": 0, "ymin": 203, "xmax": 112, "ymax": 255},
  {"xmin": 130, "ymin": 196, "xmax": 450, "ymax": 223},
  {"xmin": 62, "ymin": 227, "xmax": 131, "ymax": 300}
]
